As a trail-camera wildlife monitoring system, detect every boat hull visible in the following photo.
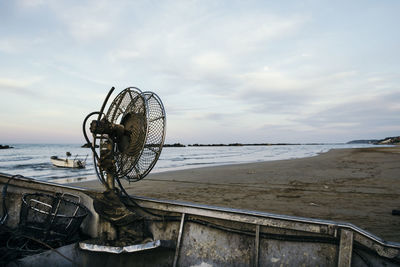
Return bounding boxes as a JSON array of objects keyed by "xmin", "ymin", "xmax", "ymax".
[
  {"xmin": 50, "ymin": 158, "xmax": 86, "ymax": 168},
  {"xmin": 1, "ymin": 173, "xmax": 399, "ymax": 266}
]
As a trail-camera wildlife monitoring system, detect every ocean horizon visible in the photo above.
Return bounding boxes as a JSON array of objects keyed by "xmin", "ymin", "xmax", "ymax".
[{"xmin": 0, "ymin": 143, "xmax": 387, "ymax": 184}]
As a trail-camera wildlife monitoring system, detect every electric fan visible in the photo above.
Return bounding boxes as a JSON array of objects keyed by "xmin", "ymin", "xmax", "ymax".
[{"xmin": 83, "ymin": 87, "xmax": 166, "ymax": 192}]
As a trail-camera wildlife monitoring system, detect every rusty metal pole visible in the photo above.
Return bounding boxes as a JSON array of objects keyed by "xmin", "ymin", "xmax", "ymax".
[
  {"xmin": 254, "ymin": 224, "xmax": 260, "ymax": 267},
  {"xmin": 173, "ymin": 213, "xmax": 186, "ymax": 267},
  {"xmin": 338, "ymin": 229, "xmax": 353, "ymax": 267},
  {"xmin": 106, "ymin": 172, "xmax": 115, "ymax": 190}
]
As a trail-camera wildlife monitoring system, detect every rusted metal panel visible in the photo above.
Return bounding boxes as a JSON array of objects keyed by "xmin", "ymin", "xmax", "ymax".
[
  {"xmin": 338, "ymin": 229, "xmax": 353, "ymax": 267},
  {"xmin": 178, "ymin": 221, "xmax": 254, "ymax": 266},
  {"xmin": 133, "ymin": 198, "xmax": 334, "ymax": 235},
  {"xmin": 2, "ymin": 173, "xmax": 400, "ymax": 266},
  {"xmin": 258, "ymin": 238, "xmax": 338, "ymax": 266}
]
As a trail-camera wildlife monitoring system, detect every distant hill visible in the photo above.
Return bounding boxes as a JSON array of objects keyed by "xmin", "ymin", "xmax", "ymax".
[
  {"xmin": 377, "ymin": 136, "xmax": 400, "ymax": 145},
  {"xmin": 164, "ymin": 143, "xmax": 186, "ymax": 147},
  {"xmin": 347, "ymin": 139, "xmax": 379, "ymax": 144},
  {"xmin": 347, "ymin": 136, "xmax": 400, "ymax": 145}
]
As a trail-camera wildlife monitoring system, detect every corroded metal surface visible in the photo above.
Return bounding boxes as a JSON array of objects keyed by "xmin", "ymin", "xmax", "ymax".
[
  {"xmin": 338, "ymin": 229, "xmax": 353, "ymax": 267},
  {"xmin": 1, "ymin": 173, "xmax": 400, "ymax": 267}
]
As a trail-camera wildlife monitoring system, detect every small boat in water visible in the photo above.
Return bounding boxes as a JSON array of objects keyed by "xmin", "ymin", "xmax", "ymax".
[{"xmin": 50, "ymin": 152, "xmax": 87, "ymax": 168}]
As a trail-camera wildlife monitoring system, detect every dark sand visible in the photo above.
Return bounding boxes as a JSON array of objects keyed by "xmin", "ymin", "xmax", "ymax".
[{"xmin": 71, "ymin": 146, "xmax": 400, "ymax": 242}]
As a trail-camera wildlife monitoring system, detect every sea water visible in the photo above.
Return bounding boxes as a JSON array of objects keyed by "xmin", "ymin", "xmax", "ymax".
[{"xmin": 0, "ymin": 143, "xmax": 383, "ymax": 184}]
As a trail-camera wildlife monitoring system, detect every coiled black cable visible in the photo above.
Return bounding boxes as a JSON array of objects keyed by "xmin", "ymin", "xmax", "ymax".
[
  {"xmin": 81, "ymin": 87, "xmax": 115, "ymax": 187},
  {"xmin": 82, "ymin": 111, "xmax": 106, "ymax": 186}
]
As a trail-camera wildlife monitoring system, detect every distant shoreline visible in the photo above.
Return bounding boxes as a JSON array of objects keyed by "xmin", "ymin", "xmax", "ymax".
[
  {"xmin": 164, "ymin": 136, "xmax": 400, "ymax": 147},
  {"xmin": 163, "ymin": 142, "xmax": 340, "ymax": 147}
]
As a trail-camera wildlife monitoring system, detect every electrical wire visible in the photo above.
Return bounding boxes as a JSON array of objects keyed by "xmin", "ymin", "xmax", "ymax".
[
  {"xmin": 82, "ymin": 87, "xmax": 115, "ymax": 187},
  {"xmin": 82, "ymin": 111, "xmax": 106, "ymax": 186},
  {"xmin": 21, "ymin": 234, "xmax": 82, "ymax": 267},
  {"xmin": 98, "ymin": 87, "xmax": 114, "ymax": 122},
  {"xmin": 1, "ymin": 226, "xmax": 81, "ymax": 266},
  {"xmin": 115, "ymin": 176, "xmax": 180, "ymax": 220}
]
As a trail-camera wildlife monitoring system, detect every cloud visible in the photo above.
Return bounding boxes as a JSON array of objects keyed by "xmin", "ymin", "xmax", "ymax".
[
  {"xmin": 17, "ymin": 0, "xmax": 46, "ymax": 8},
  {"xmin": 0, "ymin": 37, "xmax": 45, "ymax": 54},
  {"xmin": 39, "ymin": 1, "xmax": 122, "ymax": 43},
  {"xmin": 296, "ymin": 92, "xmax": 400, "ymax": 134},
  {"xmin": 103, "ymin": 3, "xmax": 308, "ymax": 81},
  {"xmin": 0, "ymin": 39, "xmax": 21, "ymax": 53},
  {"xmin": 193, "ymin": 112, "xmax": 233, "ymax": 122},
  {"xmin": 192, "ymin": 52, "xmax": 231, "ymax": 74},
  {"xmin": 108, "ymin": 50, "xmax": 141, "ymax": 62},
  {"xmin": 66, "ymin": 17, "xmax": 112, "ymax": 43},
  {"xmin": 0, "ymin": 77, "xmax": 43, "ymax": 97}
]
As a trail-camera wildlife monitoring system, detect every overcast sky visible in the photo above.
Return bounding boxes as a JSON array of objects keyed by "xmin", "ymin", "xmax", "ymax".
[{"xmin": 0, "ymin": 0, "xmax": 399, "ymax": 144}]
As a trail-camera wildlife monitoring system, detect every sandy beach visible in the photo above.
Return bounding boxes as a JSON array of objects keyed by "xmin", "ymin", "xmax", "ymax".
[{"xmin": 71, "ymin": 146, "xmax": 400, "ymax": 242}]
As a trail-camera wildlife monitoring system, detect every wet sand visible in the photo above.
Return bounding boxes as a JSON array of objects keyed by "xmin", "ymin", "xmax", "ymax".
[{"xmin": 71, "ymin": 146, "xmax": 400, "ymax": 242}]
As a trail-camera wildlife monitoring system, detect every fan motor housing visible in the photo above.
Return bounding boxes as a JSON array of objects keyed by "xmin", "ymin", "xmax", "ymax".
[
  {"xmin": 117, "ymin": 112, "xmax": 147, "ymax": 158},
  {"xmin": 89, "ymin": 118, "xmax": 125, "ymax": 137}
]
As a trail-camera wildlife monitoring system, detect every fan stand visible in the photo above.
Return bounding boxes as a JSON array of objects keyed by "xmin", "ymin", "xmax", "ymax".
[
  {"xmin": 94, "ymin": 139, "xmax": 147, "ymax": 242},
  {"xmin": 106, "ymin": 173, "xmax": 115, "ymax": 191},
  {"xmin": 83, "ymin": 86, "xmax": 166, "ymax": 244},
  {"xmin": 98, "ymin": 140, "xmax": 116, "ymax": 191},
  {"xmin": 92, "ymin": 187, "xmax": 147, "ymax": 243}
]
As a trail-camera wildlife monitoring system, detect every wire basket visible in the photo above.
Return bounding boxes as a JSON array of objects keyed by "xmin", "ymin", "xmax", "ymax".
[{"xmin": 19, "ymin": 193, "xmax": 88, "ymax": 242}]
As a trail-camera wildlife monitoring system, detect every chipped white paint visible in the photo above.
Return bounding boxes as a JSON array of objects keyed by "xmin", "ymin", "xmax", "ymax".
[
  {"xmin": 271, "ymin": 257, "xmax": 280, "ymax": 263},
  {"xmin": 190, "ymin": 263, "xmax": 213, "ymax": 267}
]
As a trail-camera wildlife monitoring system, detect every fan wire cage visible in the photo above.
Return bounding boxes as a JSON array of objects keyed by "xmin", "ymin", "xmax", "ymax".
[
  {"xmin": 136, "ymin": 92, "xmax": 166, "ymax": 179},
  {"xmin": 98, "ymin": 87, "xmax": 166, "ymax": 183}
]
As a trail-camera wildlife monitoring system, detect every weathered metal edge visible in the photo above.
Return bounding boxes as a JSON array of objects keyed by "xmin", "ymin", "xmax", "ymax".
[
  {"xmin": 79, "ymin": 240, "xmax": 169, "ymax": 254},
  {"xmin": 1, "ymin": 173, "xmax": 399, "ymax": 252}
]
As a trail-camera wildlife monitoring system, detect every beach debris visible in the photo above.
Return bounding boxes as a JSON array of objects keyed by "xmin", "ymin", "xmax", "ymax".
[
  {"xmin": 247, "ymin": 170, "xmax": 256, "ymax": 174},
  {"xmin": 309, "ymin": 202, "xmax": 319, "ymax": 206}
]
